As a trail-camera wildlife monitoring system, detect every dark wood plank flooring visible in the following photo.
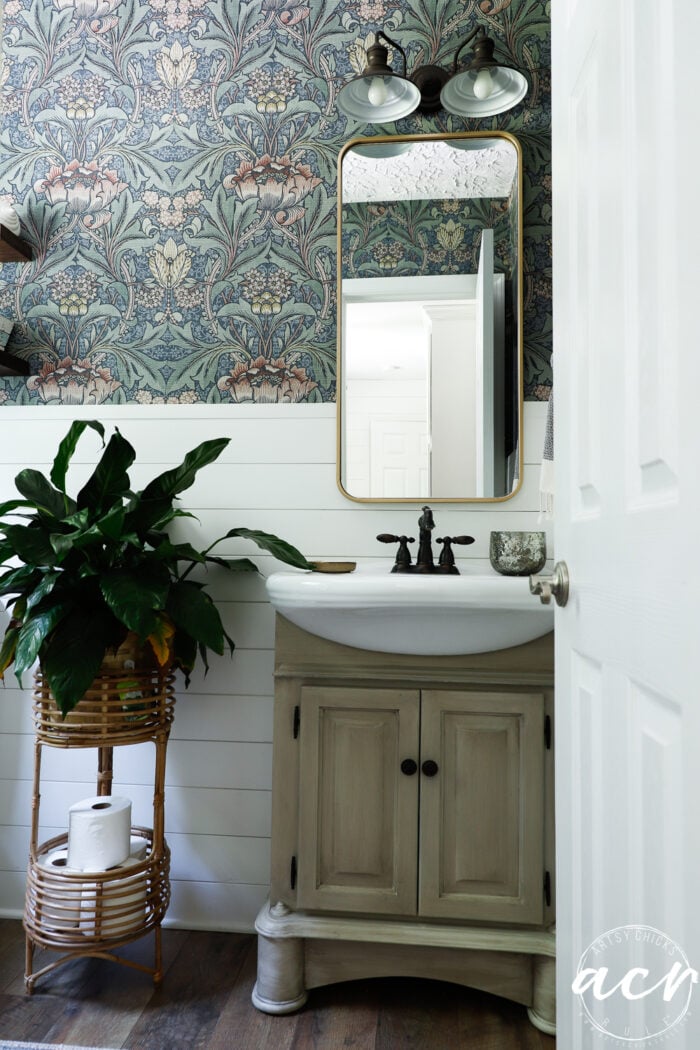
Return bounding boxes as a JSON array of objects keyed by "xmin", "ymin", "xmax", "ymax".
[{"xmin": 0, "ymin": 920, "xmax": 556, "ymax": 1049}]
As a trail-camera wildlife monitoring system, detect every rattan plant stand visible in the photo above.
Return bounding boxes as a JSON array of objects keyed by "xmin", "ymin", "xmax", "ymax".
[{"xmin": 23, "ymin": 642, "xmax": 176, "ymax": 993}]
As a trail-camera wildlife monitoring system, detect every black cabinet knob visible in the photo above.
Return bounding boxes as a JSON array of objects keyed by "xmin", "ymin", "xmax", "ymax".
[
  {"xmin": 400, "ymin": 758, "xmax": 418, "ymax": 776},
  {"xmin": 421, "ymin": 759, "xmax": 439, "ymax": 777}
]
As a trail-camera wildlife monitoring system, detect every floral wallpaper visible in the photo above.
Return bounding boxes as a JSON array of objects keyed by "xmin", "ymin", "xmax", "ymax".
[
  {"xmin": 0, "ymin": 0, "xmax": 551, "ymax": 406},
  {"xmin": 341, "ymin": 196, "xmax": 514, "ymax": 279}
]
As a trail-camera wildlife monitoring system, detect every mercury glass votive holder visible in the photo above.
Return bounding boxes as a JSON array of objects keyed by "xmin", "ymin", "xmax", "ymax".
[{"xmin": 489, "ymin": 531, "xmax": 547, "ymax": 576}]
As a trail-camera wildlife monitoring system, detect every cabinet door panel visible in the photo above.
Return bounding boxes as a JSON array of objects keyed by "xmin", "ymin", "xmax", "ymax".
[
  {"xmin": 297, "ymin": 686, "xmax": 419, "ymax": 915},
  {"xmin": 419, "ymin": 690, "xmax": 544, "ymax": 924}
]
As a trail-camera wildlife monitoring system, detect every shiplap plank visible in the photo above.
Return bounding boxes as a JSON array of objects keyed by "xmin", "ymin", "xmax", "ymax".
[
  {"xmin": 0, "ymin": 405, "xmax": 335, "ymax": 466},
  {"xmin": 0, "ymin": 782, "xmax": 270, "ymax": 839},
  {"xmin": 523, "ymin": 400, "xmax": 549, "ymax": 463},
  {"xmin": 179, "ymin": 648, "xmax": 274, "ymax": 695},
  {"xmin": 0, "ymin": 737, "xmax": 272, "ymax": 791},
  {"xmin": 0, "ymin": 871, "xmax": 26, "ymax": 917},
  {"xmin": 170, "ymin": 695, "xmax": 273, "ymax": 743},
  {"xmin": 166, "ymin": 832, "xmax": 270, "ymax": 885},
  {"xmin": 164, "ymin": 880, "xmax": 269, "ymax": 932}
]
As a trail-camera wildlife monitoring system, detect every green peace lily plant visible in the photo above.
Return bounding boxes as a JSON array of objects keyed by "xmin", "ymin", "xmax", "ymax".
[{"xmin": 0, "ymin": 420, "xmax": 313, "ymax": 716}]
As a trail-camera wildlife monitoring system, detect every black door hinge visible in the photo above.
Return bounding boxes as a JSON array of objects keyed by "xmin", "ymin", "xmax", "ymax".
[
  {"xmin": 544, "ymin": 870, "xmax": 551, "ymax": 907},
  {"xmin": 544, "ymin": 714, "xmax": 552, "ymax": 750},
  {"xmin": 293, "ymin": 705, "xmax": 300, "ymax": 739},
  {"xmin": 290, "ymin": 855, "xmax": 297, "ymax": 890}
]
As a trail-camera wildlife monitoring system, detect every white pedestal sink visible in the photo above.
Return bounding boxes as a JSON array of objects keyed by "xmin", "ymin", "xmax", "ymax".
[{"xmin": 266, "ymin": 561, "xmax": 553, "ymax": 656}]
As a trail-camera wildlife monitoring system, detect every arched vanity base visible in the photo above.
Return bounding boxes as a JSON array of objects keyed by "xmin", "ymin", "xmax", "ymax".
[
  {"xmin": 258, "ymin": 618, "xmax": 556, "ymax": 1033},
  {"xmin": 253, "ymin": 900, "xmax": 556, "ymax": 1032}
]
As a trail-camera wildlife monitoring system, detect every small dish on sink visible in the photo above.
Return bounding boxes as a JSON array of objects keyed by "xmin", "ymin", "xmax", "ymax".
[{"xmin": 309, "ymin": 561, "xmax": 357, "ymax": 573}]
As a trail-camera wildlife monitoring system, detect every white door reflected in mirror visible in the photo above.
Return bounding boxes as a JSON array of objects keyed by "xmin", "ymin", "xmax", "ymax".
[{"xmin": 341, "ymin": 251, "xmax": 506, "ymax": 500}]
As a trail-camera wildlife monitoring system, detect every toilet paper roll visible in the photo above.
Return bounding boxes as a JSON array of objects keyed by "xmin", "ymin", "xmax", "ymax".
[
  {"xmin": 79, "ymin": 849, "xmax": 148, "ymax": 935},
  {"xmin": 36, "ymin": 847, "xmax": 82, "ymax": 929},
  {"xmin": 129, "ymin": 835, "xmax": 149, "ymax": 861},
  {"xmin": 67, "ymin": 795, "xmax": 132, "ymax": 871}
]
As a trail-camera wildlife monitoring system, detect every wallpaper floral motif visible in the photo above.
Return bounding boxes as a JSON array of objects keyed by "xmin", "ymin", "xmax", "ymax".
[
  {"xmin": 0, "ymin": 0, "xmax": 551, "ymax": 405},
  {"xmin": 341, "ymin": 197, "xmax": 514, "ymax": 279}
]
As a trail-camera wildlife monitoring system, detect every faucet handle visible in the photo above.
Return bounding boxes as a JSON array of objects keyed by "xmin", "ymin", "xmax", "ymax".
[
  {"xmin": 376, "ymin": 534, "xmax": 415, "ymax": 573},
  {"xmin": 435, "ymin": 535, "xmax": 475, "ymax": 575}
]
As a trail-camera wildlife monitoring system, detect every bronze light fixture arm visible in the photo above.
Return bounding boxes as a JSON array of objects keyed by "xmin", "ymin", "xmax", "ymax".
[
  {"xmin": 449, "ymin": 24, "xmax": 485, "ymax": 76},
  {"xmin": 372, "ymin": 30, "xmax": 410, "ymax": 80}
]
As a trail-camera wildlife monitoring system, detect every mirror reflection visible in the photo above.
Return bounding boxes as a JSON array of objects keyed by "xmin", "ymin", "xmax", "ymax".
[{"xmin": 338, "ymin": 132, "xmax": 522, "ymax": 502}]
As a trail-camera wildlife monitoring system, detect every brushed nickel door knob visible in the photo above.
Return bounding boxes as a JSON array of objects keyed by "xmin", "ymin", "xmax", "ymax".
[{"xmin": 529, "ymin": 561, "xmax": 570, "ymax": 607}]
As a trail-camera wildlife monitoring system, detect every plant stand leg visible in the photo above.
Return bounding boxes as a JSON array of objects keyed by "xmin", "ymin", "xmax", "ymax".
[
  {"xmin": 24, "ymin": 936, "xmax": 35, "ymax": 995},
  {"xmin": 153, "ymin": 925, "xmax": 163, "ymax": 985},
  {"xmin": 97, "ymin": 745, "xmax": 113, "ymax": 796}
]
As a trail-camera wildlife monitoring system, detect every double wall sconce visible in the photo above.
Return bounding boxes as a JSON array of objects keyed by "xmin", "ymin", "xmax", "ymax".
[{"xmin": 337, "ymin": 24, "xmax": 528, "ymax": 122}]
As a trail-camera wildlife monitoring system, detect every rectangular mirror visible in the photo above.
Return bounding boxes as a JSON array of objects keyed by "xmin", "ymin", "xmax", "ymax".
[{"xmin": 337, "ymin": 132, "xmax": 522, "ymax": 502}]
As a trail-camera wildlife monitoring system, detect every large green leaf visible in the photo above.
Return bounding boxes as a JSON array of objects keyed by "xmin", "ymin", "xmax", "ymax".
[
  {"xmin": 172, "ymin": 628, "xmax": 198, "ymax": 682},
  {"xmin": 213, "ymin": 529, "xmax": 312, "ymax": 570},
  {"xmin": 96, "ymin": 504, "xmax": 127, "ymax": 540},
  {"xmin": 152, "ymin": 539, "xmax": 206, "ymax": 566},
  {"xmin": 25, "ymin": 570, "xmax": 60, "ymax": 612},
  {"xmin": 2, "ymin": 524, "xmax": 55, "ymax": 567},
  {"xmin": 0, "ymin": 498, "xmax": 43, "ymax": 518},
  {"xmin": 14, "ymin": 604, "xmax": 71, "ymax": 679},
  {"xmin": 14, "ymin": 469, "xmax": 68, "ymax": 521},
  {"xmin": 100, "ymin": 565, "xmax": 170, "ymax": 637},
  {"xmin": 166, "ymin": 580, "xmax": 225, "ymax": 654},
  {"xmin": 77, "ymin": 429, "xmax": 136, "ymax": 515},
  {"xmin": 0, "ymin": 564, "xmax": 42, "ymax": 598},
  {"xmin": 0, "ymin": 623, "xmax": 19, "ymax": 678},
  {"xmin": 139, "ymin": 438, "xmax": 229, "ymax": 502},
  {"xmin": 40, "ymin": 607, "xmax": 119, "ymax": 716},
  {"xmin": 206, "ymin": 556, "xmax": 258, "ymax": 573},
  {"xmin": 50, "ymin": 420, "xmax": 105, "ymax": 496}
]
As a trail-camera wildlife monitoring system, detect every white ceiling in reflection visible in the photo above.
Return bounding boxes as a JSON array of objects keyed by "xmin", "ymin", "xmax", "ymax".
[{"xmin": 342, "ymin": 138, "xmax": 518, "ymax": 204}]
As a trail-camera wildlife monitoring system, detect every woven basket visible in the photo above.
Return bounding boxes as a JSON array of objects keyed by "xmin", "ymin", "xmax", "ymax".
[
  {"xmin": 24, "ymin": 827, "xmax": 170, "ymax": 950},
  {"xmin": 32, "ymin": 633, "xmax": 175, "ymax": 747}
]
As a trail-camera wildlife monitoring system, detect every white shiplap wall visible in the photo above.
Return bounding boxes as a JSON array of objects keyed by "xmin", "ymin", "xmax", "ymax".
[{"xmin": 0, "ymin": 401, "xmax": 549, "ymax": 930}]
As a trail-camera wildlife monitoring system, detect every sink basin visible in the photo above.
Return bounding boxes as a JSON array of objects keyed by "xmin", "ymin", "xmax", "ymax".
[{"xmin": 266, "ymin": 562, "xmax": 554, "ymax": 656}]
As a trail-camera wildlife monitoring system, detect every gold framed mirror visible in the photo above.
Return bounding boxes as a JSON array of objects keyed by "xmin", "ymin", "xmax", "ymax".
[{"xmin": 337, "ymin": 131, "xmax": 523, "ymax": 502}]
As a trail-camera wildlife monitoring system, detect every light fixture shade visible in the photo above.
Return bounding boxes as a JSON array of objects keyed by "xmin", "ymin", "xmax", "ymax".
[
  {"xmin": 440, "ymin": 65, "xmax": 528, "ymax": 117},
  {"xmin": 337, "ymin": 74, "xmax": 421, "ymax": 122}
]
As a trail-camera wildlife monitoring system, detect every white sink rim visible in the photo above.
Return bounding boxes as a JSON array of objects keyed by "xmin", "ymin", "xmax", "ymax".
[{"xmin": 266, "ymin": 562, "xmax": 553, "ymax": 656}]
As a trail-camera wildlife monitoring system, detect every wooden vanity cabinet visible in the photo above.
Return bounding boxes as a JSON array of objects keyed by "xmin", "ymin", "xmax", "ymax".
[
  {"xmin": 296, "ymin": 685, "xmax": 544, "ymax": 926},
  {"xmin": 254, "ymin": 616, "xmax": 555, "ymax": 1033}
]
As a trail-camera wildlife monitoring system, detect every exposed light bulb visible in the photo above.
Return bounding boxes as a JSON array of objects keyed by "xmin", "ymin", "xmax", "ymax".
[
  {"xmin": 367, "ymin": 76, "xmax": 388, "ymax": 107},
  {"xmin": 473, "ymin": 68, "xmax": 494, "ymax": 100}
]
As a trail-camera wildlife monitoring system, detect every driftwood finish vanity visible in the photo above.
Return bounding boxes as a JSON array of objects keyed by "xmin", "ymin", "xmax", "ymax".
[{"xmin": 253, "ymin": 616, "xmax": 556, "ymax": 1033}]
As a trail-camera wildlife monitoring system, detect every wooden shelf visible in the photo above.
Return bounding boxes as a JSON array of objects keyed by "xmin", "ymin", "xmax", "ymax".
[{"xmin": 0, "ymin": 224, "xmax": 32, "ymax": 263}]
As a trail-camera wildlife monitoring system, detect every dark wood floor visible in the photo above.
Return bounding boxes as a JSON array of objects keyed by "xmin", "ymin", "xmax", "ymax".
[{"xmin": 0, "ymin": 920, "xmax": 556, "ymax": 1049}]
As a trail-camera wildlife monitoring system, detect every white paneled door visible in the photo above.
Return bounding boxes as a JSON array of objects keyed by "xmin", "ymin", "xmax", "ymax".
[{"xmin": 552, "ymin": 0, "xmax": 700, "ymax": 1047}]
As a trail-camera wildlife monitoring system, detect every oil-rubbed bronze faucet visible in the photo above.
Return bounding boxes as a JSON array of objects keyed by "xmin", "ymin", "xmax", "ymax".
[{"xmin": 377, "ymin": 506, "xmax": 475, "ymax": 574}]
